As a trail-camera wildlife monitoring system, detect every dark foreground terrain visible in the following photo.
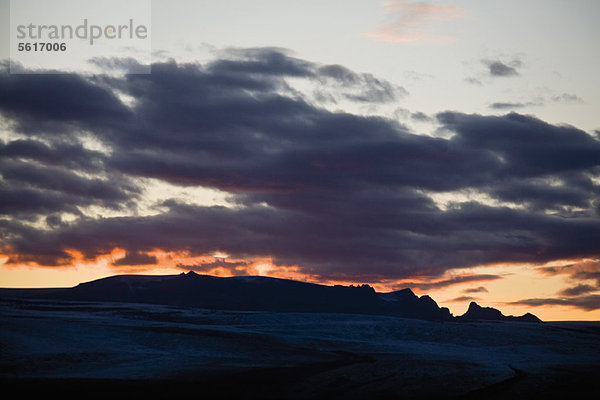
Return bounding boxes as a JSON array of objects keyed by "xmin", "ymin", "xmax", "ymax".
[{"xmin": 1, "ymin": 295, "xmax": 599, "ymax": 399}]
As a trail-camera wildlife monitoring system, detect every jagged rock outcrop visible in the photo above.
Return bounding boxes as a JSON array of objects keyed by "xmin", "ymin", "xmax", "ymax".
[
  {"xmin": 458, "ymin": 301, "xmax": 542, "ymax": 323},
  {"xmin": 378, "ymin": 288, "xmax": 453, "ymax": 321}
]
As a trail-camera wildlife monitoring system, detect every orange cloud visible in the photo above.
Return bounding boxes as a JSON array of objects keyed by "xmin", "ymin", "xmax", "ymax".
[
  {"xmin": 394, "ymin": 274, "xmax": 503, "ymax": 292},
  {"xmin": 177, "ymin": 256, "xmax": 325, "ymax": 282},
  {"xmin": 534, "ymin": 258, "xmax": 600, "ymax": 298},
  {"xmin": 365, "ymin": 1, "xmax": 465, "ymax": 43}
]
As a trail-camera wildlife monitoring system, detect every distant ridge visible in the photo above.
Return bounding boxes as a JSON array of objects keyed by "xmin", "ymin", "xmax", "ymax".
[
  {"xmin": 2, "ymin": 272, "xmax": 542, "ymax": 322},
  {"xmin": 458, "ymin": 301, "xmax": 542, "ymax": 323}
]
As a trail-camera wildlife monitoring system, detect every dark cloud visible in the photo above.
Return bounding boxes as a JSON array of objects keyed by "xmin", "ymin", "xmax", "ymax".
[
  {"xmin": 410, "ymin": 111, "xmax": 433, "ymax": 122},
  {"xmin": 438, "ymin": 111, "xmax": 600, "ymax": 178},
  {"xmin": 315, "ymin": 64, "xmax": 407, "ymax": 103},
  {"xmin": 1, "ymin": 50, "xmax": 599, "ymax": 285},
  {"xmin": 536, "ymin": 262, "xmax": 600, "ymax": 308},
  {"xmin": 447, "ymin": 296, "xmax": 479, "ymax": 302},
  {"xmin": 0, "ymin": 62, "xmax": 131, "ymax": 134},
  {"xmin": 510, "ymin": 295, "xmax": 600, "ymax": 311},
  {"xmin": 484, "ymin": 60, "xmax": 520, "ymax": 77},
  {"xmin": 489, "ymin": 101, "xmax": 540, "ymax": 110},
  {"xmin": 490, "ymin": 94, "xmax": 583, "ymax": 111},
  {"xmin": 489, "ymin": 102, "xmax": 525, "ymax": 110},
  {"xmin": 113, "ymin": 252, "xmax": 158, "ymax": 266},
  {"xmin": 45, "ymin": 214, "xmax": 69, "ymax": 229},
  {"xmin": 488, "ymin": 179, "xmax": 592, "ymax": 211},
  {"xmin": 1, "ymin": 160, "xmax": 133, "ymax": 205},
  {"xmin": 0, "ymin": 139, "xmax": 105, "ymax": 172},
  {"xmin": 207, "ymin": 48, "xmax": 314, "ymax": 80},
  {"xmin": 463, "ymin": 286, "xmax": 488, "ymax": 294},
  {"xmin": 537, "ymin": 261, "xmax": 600, "ymax": 286},
  {"xmin": 402, "ymin": 275, "xmax": 503, "ymax": 291},
  {"xmin": 0, "ymin": 145, "xmax": 139, "ymax": 218},
  {"xmin": 557, "ymin": 284, "xmax": 598, "ymax": 297},
  {"xmin": 0, "ymin": 183, "xmax": 83, "ymax": 217}
]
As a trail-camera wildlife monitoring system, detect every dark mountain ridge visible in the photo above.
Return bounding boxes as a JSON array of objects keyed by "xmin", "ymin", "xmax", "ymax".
[
  {"xmin": 3, "ymin": 271, "xmax": 541, "ymax": 322},
  {"xmin": 457, "ymin": 301, "xmax": 542, "ymax": 323}
]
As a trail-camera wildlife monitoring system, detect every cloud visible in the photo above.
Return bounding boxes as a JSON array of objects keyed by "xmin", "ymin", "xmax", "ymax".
[
  {"xmin": 537, "ymin": 260, "xmax": 600, "ymax": 298},
  {"xmin": 0, "ymin": 142, "xmax": 139, "ymax": 217},
  {"xmin": 437, "ymin": 111, "xmax": 600, "ymax": 178},
  {"xmin": 489, "ymin": 93, "xmax": 583, "ymax": 111},
  {"xmin": 316, "ymin": 64, "xmax": 408, "ymax": 103},
  {"xmin": 551, "ymin": 93, "xmax": 584, "ymax": 104},
  {"xmin": 447, "ymin": 295, "xmax": 479, "ymax": 302},
  {"xmin": 487, "ymin": 179, "xmax": 592, "ymax": 211},
  {"xmin": 88, "ymin": 57, "xmax": 149, "ymax": 74},
  {"xmin": 411, "ymin": 111, "xmax": 433, "ymax": 122},
  {"xmin": 483, "ymin": 60, "xmax": 520, "ymax": 77},
  {"xmin": 209, "ymin": 47, "xmax": 315, "ymax": 77},
  {"xmin": 537, "ymin": 260, "xmax": 600, "ymax": 286},
  {"xmin": 402, "ymin": 275, "xmax": 503, "ymax": 291},
  {"xmin": 113, "ymin": 252, "xmax": 158, "ymax": 266},
  {"xmin": 365, "ymin": 1, "xmax": 465, "ymax": 43},
  {"xmin": 510, "ymin": 295, "xmax": 600, "ymax": 311},
  {"xmin": 179, "ymin": 258, "xmax": 250, "ymax": 275},
  {"xmin": 489, "ymin": 101, "xmax": 541, "ymax": 110},
  {"xmin": 489, "ymin": 102, "xmax": 527, "ymax": 110},
  {"xmin": 463, "ymin": 286, "xmax": 488, "ymax": 294},
  {"xmin": 557, "ymin": 284, "xmax": 598, "ymax": 297},
  {"xmin": 0, "ymin": 62, "xmax": 131, "ymax": 134},
  {"xmin": 0, "ymin": 139, "xmax": 105, "ymax": 172},
  {"xmin": 1, "ymin": 50, "xmax": 600, "ymax": 286},
  {"xmin": 485, "ymin": 91, "xmax": 582, "ymax": 111}
]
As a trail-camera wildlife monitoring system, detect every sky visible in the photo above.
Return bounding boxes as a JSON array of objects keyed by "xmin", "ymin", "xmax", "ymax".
[{"xmin": 1, "ymin": 0, "xmax": 599, "ymax": 321}]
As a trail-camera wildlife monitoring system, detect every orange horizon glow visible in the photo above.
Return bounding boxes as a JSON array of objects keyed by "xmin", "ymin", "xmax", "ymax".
[{"xmin": 1, "ymin": 250, "xmax": 599, "ymax": 321}]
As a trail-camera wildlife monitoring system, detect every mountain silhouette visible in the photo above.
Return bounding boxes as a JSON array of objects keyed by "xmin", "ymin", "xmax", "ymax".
[
  {"xmin": 458, "ymin": 301, "xmax": 542, "ymax": 323},
  {"xmin": 32, "ymin": 272, "xmax": 541, "ymax": 322}
]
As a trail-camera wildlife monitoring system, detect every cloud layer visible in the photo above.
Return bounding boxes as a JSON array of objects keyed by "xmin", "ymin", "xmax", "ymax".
[{"xmin": 1, "ymin": 50, "xmax": 599, "ymax": 290}]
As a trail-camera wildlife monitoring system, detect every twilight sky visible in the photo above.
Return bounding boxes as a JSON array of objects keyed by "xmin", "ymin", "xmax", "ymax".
[{"xmin": 1, "ymin": 0, "xmax": 599, "ymax": 320}]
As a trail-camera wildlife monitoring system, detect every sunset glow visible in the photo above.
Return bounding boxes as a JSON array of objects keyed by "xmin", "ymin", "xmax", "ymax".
[
  {"xmin": 1, "ymin": 0, "xmax": 600, "ymax": 323},
  {"xmin": 2, "ymin": 249, "xmax": 599, "ymax": 321}
]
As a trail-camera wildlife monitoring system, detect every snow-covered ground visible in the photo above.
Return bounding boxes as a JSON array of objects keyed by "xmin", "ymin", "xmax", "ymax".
[{"xmin": 1, "ymin": 297, "xmax": 599, "ymax": 398}]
